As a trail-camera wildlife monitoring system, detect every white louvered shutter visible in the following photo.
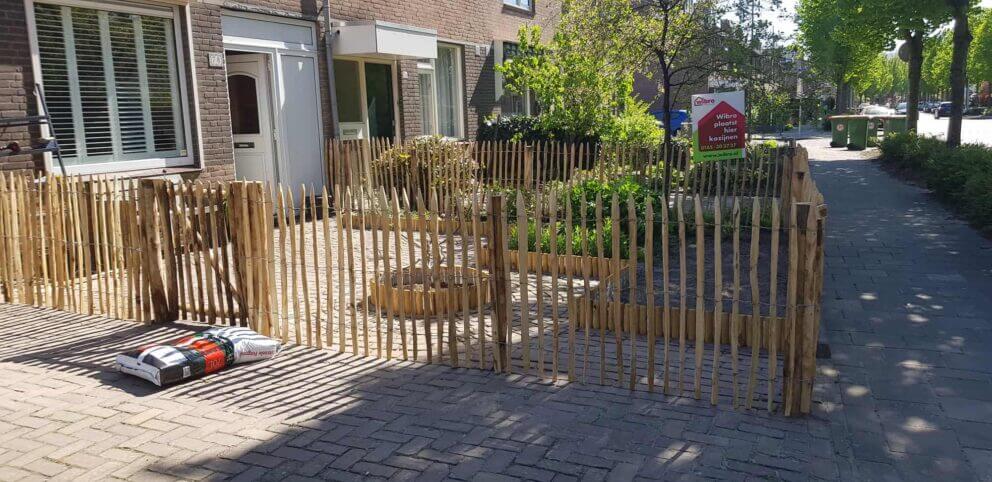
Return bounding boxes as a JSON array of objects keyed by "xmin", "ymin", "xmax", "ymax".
[{"xmin": 34, "ymin": 3, "xmax": 185, "ymax": 167}]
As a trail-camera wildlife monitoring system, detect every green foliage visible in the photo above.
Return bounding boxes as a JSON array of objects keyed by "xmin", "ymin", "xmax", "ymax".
[
  {"xmin": 880, "ymin": 132, "xmax": 992, "ymax": 233},
  {"xmin": 923, "ymin": 30, "xmax": 953, "ymax": 94},
  {"xmin": 599, "ymin": 102, "xmax": 664, "ymax": 148},
  {"xmin": 797, "ymin": 0, "xmax": 881, "ymax": 89},
  {"xmin": 970, "ymin": 7, "xmax": 992, "ymax": 83},
  {"xmin": 496, "ymin": 23, "xmax": 638, "ymax": 142},
  {"xmin": 373, "ymin": 136, "xmax": 478, "ymax": 189}
]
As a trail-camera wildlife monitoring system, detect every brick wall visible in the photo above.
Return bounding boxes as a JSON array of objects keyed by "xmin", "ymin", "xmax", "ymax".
[
  {"xmin": 1, "ymin": 0, "xmax": 559, "ymax": 178},
  {"xmin": 0, "ymin": 0, "xmax": 40, "ymax": 171},
  {"xmin": 329, "ymin": 0, "xmax": 559, "ymax": 140}
]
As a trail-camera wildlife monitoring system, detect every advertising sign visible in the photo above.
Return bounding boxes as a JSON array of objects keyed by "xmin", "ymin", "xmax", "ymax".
[{"xmin": 691, "ymin": 91, "xmax": 746, "ymax": 162}]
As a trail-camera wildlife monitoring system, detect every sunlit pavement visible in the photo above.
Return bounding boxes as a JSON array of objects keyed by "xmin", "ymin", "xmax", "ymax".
[
  {"xmin": 916, "ymin": 114, "xmax": 992, "ymax": 147},
  {"xmin": 808, "ymin": 135, "xmax": 992, "ymax": 480}
]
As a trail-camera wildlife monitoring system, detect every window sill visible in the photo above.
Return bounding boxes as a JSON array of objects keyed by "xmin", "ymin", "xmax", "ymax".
[
  {"xmin": 501, "ymin": 3, "xmax": 535, "ymax": 15},
  {"xmin": 51, "ymin": 165, "xmax": 201, "ymax": 180}
]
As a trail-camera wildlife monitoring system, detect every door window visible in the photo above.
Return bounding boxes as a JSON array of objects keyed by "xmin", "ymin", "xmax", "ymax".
[
  {"xmin": 364, "ymin": 63, "xmax": 395, "ymax": 139},
  {"xmin": 333, "ymin": 59, "xmax": 363, "ymax": 123},
  {"xmin": 227, "ymin": 74, "xmax": 259, "ymax": 135}
]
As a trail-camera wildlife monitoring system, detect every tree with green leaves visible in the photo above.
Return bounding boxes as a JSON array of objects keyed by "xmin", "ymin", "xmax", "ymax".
[
  {"xmin": 946, "ymin": 0, "xmax": 975, "ymax": 147},
  {"xmin": 496, "ymin": 23, "xmax": 639, "ymax": 141},
  {"xmin": 797, "ymin": 0, "xmax": 881, "ymax": 114},
  {"xmin": 923, "ymin": 30, "xmax": 953, "ymax": 97},
  {"xmin": 830, "ymin": 0, "xmax": 950, "ymax": 131},
  {"xmin": 971, "ymin": 7, "xmax": 992, "ymax": 84}
]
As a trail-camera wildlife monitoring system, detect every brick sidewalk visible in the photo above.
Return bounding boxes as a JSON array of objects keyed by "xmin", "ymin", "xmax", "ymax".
[{"xmin": 0, "ymin": 303, "xmax": 834, "ymax": 481}]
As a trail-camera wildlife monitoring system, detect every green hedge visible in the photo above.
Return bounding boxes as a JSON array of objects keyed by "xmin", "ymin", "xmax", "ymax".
[{"xmin": 879, "ymin": 133, "xmax": 992, "ymax": 233}]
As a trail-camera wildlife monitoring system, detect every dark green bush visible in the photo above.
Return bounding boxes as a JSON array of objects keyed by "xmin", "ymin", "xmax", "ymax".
[{"xmin": 880, "ymin": 133, "xmax": 992, "ymax": 234}]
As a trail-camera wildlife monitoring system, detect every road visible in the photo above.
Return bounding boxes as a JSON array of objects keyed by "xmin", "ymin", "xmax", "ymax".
[{"xmin": 916, "ymin": 112, "xmax": 992, "ymax": 146}]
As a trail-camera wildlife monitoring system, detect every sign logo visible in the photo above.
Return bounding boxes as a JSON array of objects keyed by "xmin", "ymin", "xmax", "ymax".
[
  {"xmin": 691, "ymin": 91, "xmax": 746, "ymax": 162},
  {"xmin": 837, "ymin": 124, "xmax": 845, "ymax": 132}
]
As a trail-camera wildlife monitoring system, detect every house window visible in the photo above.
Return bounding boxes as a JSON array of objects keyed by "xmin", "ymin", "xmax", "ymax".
[
  {"xmin": 33, "ymin": 2, "xmax": 188, "ymax": 170},
  {"xmin": 503, "ymin": 0, "xmax": 533, "ymax": 11},
  {"xmin": 499, "ymin": 42, "xmax": 538, "ymax": 116},
  {"xmin": 418, "ymin": 44, "xmax": 464, "ymax": 138}
]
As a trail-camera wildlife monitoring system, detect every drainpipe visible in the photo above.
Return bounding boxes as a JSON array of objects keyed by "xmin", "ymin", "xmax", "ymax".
[{"xmin": 323, "ymin": 0, "xmax": 340, "ymax": 138}]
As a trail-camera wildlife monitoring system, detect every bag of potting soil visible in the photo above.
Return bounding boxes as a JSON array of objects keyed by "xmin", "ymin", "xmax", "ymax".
[{"xmin": 116, "ymin": 327, "xmax": 280, "ymax": 386}]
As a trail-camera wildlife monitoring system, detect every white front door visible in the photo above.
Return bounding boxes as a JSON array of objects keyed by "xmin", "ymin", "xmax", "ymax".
[{"xmin": 227, "ymin": 54, "xmax": 275, "ymax": 184}]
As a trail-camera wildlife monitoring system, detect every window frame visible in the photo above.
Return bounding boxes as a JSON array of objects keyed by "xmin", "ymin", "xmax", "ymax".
[
  {"xmin": 502, "ymin": 0, "xmax": 534, "ymax": 13},
  {"xmin": 496, "ymin": 40, "xmax": 536, "ymax": 116},
  {"xmin": 25, "ymin": 0, "xmax": 195, "ymax": 175},
  {"xmin": 417, "ymin": 43, "xmax": 465, "ymax": 139}
]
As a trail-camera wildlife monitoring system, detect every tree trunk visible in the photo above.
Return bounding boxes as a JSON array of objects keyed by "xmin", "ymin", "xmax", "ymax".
[
  {"xmin": 834, "ymin": 78, "xmax": 849, "ymax": 115},
  {"xmin": 661, "ymin": 74, "xmax": 674, "ymax": 199},
  {"xmin": 947, "ymin": 1, "xmax": 973, "ymax": 147},
  {"xmin": 906, "ymin": 30, "xmax": 925, "ymax": 132}
]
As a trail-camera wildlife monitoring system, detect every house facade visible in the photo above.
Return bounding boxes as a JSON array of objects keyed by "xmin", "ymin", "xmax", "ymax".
[{"xmin": 0, "ymin": 0, "xmax": 558, "ymax": 186}]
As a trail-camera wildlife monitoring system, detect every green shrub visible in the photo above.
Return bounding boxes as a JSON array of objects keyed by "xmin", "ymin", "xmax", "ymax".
[
  {"xmin": 600, "ymin": 102, "xmax": 664, "ymax": 148},
  {"xmin": 880, "ymin": 132, "xmax": 992, "ymax": 233}
]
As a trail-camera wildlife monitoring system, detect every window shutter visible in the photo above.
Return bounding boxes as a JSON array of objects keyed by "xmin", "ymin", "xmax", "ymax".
[
  {"xmin": 109, "ymin": 12, "xmax": 151, "ymax": 154},
  {"xmin": 71, "ymin": 7, "xmax": 114, "ymax": 158},
  {"xmin": 33, "ymin": 4, "xmax": 78, "ymax": 158},
  {"xmin": 33, "ymin": 3, "xmax": 186, "ymax": 167}
]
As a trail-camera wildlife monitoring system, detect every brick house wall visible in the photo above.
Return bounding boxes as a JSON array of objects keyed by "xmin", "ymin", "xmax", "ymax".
[
  {"xmin": 325, "ymin": 0, "xmax": 558, "ymax": 139},
  {"xmin": 0, "ymin": 0, "xmax": 40, "ymax": 171},
  {"xmin": 0, "ymin": 0, "xmax": 559, "ymax": 179}
]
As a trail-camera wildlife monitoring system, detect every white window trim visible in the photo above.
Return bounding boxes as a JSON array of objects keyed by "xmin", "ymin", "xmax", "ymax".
[
  {"xmin": 222, "ymin": 17, "xmax": 326, "ymax": 187},
  {"xmin": 418, "ymin": 43, "xmax": 465, "ymax": 139},
  {"xmin": 25, "ymin": 0, "xmax": 195, "ymax": 176},
  {"xmin": 502, "ymin": 0, "xmax": 534, "ymax": 13},
  {"xmin": 221, "ymin": 10, "xmax": 318, "ymax": 53},
  {"xmin": 334, "ymin": 55, "xmax": 402, "ymax": 143},
  {"xmin": 494, "ymin": 40, "xmax": 536, "ymax": 116}
]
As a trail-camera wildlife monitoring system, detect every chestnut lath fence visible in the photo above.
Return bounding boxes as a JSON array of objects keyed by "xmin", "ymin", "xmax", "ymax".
[{"xmin": 0, "ymin": 140, "xmax": 825, "ymax": 416}]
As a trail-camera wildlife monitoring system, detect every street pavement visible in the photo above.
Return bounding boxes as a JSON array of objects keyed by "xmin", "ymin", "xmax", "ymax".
[
  {"xmin": 809, "ymin": 136, "xmax": 992, "ymax": 481},
  {"xmin": 915, "ymin": 113, "xmax": 992, "ymax": 146}
]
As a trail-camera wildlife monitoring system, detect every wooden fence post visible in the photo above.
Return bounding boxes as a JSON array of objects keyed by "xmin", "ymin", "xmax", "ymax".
[
  {"xmin": 488, "ymin": 194, "xmax": 509, "ymax": 372},
  {"xmin": 784, "ymin": 201, "xmax": 813, "ymax": 415},
  {"xmin": 523, "ymin": 145, "xmax": 534, "ymax": 189},
  {"xmin": 139, "ymin": 179, "xmax": 178, "ymax": 323}
]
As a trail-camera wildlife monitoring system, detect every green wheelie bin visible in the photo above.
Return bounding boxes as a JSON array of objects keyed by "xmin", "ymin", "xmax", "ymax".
[
  {"xmin": 867, "ymin": 117, "xmax": 880, "ymax": 146},
  {"xmin": 877, "ymin": 115, "xmax": 908, "ymax": 137},
  {"xmin": 829, "ymin": 116, "xmax": 849, "ymax": 147},
  {"xmin": 846, "ymin": 115, "xmax": 869, "ymax": 150}
]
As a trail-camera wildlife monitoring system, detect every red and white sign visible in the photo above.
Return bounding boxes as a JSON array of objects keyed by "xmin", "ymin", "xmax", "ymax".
[{"xmin": 691, "ymin": 91, "xmax": 746, "ymax": 161}]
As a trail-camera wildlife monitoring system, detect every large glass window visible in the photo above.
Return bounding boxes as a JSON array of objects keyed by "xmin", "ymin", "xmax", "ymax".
[
  {"xmin": 418, "ymin": 44, "xmax": 464, "ymax": 138},
  {"xmin": 34, "ymin": 3, "xmax": 187, "ymax": 167}
]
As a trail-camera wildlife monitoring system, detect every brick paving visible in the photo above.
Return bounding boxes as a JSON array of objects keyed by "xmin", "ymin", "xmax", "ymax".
[
  {"xmin": 808, "ymin": 136, "xmax": 992, "ymax": 481},
  {"xmin": 0, "ymin": 302, "xmax": 832, "ymax": 481},
  {"xmin": 3, "ymin": 137, "xmax": 992, "ymax": 481}
]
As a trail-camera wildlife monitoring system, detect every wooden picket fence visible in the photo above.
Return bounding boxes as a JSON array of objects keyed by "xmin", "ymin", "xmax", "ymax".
[{"xmin": 0, "ymin": 141, "xmax": 824, "ymax": 416}]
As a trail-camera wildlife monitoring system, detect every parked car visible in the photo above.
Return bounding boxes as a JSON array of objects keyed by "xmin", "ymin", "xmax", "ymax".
[
  {"xmin": 650, "ymin": 110, "xmax": 689, "ymax": 134},
  {"xmin": 935, "ymin": 102, "xmax": 952, "ymax": 118},
  {"xmin": 861, "ymin": 105, "xmax": 894, "ymax": 116},
  {"xmin": 895, "ymin": 102, "xmax": 907, "ymax": 114}
]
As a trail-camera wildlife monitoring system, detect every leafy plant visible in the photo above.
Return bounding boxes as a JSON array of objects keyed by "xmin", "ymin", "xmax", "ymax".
[{"xmin": 880, "ymin": 132, "xmax": 992, "ymax": 234}]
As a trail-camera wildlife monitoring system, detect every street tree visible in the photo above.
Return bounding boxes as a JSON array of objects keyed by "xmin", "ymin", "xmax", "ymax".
[
  {"xmin": 833, "ymin": 0, "xmax": 950, "ymax": 131},
  {"xmin": 971, "ymin": 7, "xmax": 992, "ymax": 84},
  {"xmin": 797, "ymin": 0, "xmax": 881, "ymax": 114},
  {"xmin": 946, "ymin": 0, "xmax": 976, "ymax": 147}
]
